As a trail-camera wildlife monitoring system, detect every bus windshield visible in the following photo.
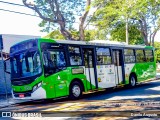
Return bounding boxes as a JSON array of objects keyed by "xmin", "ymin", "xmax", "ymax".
[{"xmin": 10, "ymin": 50, "xmax": 42, "ymax": 79}]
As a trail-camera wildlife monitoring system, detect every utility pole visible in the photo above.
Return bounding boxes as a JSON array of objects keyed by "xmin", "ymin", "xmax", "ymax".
[
  {"xmin": 0, "ymin": 34, "xmax": 9, "ymax": 105},
  {"xmin": 126, "ymin": 16, "xmax": 129, "ymax": 45}
]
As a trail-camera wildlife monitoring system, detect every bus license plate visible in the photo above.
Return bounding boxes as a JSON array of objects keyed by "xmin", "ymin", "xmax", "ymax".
[{"xmin": 19, "ymin": 94, "xmax": 24, "ymax": 98}]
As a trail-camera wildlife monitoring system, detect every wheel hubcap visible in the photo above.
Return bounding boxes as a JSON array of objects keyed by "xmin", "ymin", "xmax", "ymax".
[{"xmin": 72, "ymin": 85, "xmax": 80, "ymax": 97}]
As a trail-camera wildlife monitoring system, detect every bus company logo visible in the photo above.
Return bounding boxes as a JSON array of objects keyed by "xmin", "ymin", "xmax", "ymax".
[{"xmin": 1, "ymin": 112, "xmax": 11, "ymax": 117}]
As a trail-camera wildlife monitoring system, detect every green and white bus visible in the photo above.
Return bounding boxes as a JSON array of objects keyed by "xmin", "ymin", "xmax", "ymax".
[{"xmin": 7, "ymin": 38, "xmax": 156, "ymax": 100}]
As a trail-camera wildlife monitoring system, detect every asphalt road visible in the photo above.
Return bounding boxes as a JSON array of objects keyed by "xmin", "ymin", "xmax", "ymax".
[
  {"xmin": 0, "ymin": 79, "xmax": 160, "ymax": 120},
  {"xmin": 84, "ymin": 79, "xmax": 160, "ymax": 101}
]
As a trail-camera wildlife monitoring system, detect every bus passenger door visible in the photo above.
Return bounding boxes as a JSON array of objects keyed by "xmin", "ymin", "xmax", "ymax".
[
  {"xmin": 82, "ymin": 48, "xmax": 97, "ymax": 90},
  {"xmin": 112, "ymin": 49, "xmax": 124, "ymax": 85}
]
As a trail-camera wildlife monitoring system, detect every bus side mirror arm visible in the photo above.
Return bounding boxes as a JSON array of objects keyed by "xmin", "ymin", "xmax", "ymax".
[{"xmin": 4, "ymin": 58, "xmax": 11, "ymax": 74}]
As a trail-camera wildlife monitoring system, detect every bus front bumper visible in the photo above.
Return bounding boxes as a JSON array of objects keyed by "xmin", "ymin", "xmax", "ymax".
[{"xmin": 12, "ymin": 87, "xmax": 46, "ymax": 100}]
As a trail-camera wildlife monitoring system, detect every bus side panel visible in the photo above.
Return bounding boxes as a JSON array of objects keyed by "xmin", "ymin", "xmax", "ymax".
[
  {"xmin": 131, "ymin": 63, "xmax": 147, "ymax": 81},
  {"xmin": 131, "ymin": 62, "xmax": 156, "ymax": 82},
  {"xmin": 43, "ymin": 74, "xmax": 58, "ymax": 99},
  {"xmin": 144, "ymin": 62, "xmax": 156, "ymax": 79},
  {"xmin": 97, "ymin": 65, "xmax": 116, "ymax": 88},
  {"xmin": 84, "ymin": 68, "xmax": 97, "ymax": 90},
  {"xmin": 66, "ymin": 67, "xmax": 89, "ymax": 94},
  {"xmin": 124, "ymin": 63, "xmax": 135, "ymax": 84}
]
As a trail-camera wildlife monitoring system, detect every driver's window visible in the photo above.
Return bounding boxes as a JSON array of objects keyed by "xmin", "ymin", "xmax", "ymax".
[
  {"xmin": 49, "ymin": 51, "xmax": 66, "ymax": 68},
  {"xmin": 42, "ymin": 49, "xmax": 66, "ymax": 74}
]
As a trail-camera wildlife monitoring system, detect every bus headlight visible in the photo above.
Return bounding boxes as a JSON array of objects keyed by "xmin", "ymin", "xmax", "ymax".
[
  {"xmin": 38, "ymin": 82, "xmax": 42, "ymax": 87},
  {"xmin": 33, "ymin": 82, "xmax": 42, "ymax": 92}
]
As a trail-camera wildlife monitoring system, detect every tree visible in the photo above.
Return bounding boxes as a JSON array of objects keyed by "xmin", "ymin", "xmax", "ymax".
[
  {"xmin": 154, "ymin": 42, "xmax": 160, "ymax": 62},
  {"xmin": 110, "ymin": 22, "xmax": 144, "ymax": 45},
  {"xmin": 23, "ymin": 0, "xmax": 91, "ymax": 40},
  {"xmin": 44, "ymin": 29, "xmax": 105, "ymax": 41},
  {"xmin": 44, "ymin": 30, "xmax": 65, "ymax": 39},
  {"xmin": 93, "ymin": 0, "xmax": 160, "ymax": 45}
]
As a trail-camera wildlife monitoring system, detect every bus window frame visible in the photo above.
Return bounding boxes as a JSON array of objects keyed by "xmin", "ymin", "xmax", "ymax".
[
  {"xmin": 123, "ymin": 48, "xmax": 136, "ymax": 64},
  {"xmin": 40, "ymin": 43, "xmax": 68, "ymax": 76},
  {"xmin": 144, "ymin": 49, "xmax": 154, "ymax": 62},
  {"xmin": 96, "ymin": 47, "xmax": 112, "ymax": 65},
  {"xmin": 135, "ymin": 49, "xmax": 146, "ymax": 63},
  {"xmin": 68, "ymin": 45, "xmax": 83, "ymax": 66}
]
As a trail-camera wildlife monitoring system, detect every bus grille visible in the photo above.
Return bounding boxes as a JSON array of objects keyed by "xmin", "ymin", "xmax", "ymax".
[
  {"xmin": 11, "ymin": 79, "xmax": 33, "ymax": 86},
  {"xmin": 13, "ymin": 91, "xmax": 32, "ymax": 97}
]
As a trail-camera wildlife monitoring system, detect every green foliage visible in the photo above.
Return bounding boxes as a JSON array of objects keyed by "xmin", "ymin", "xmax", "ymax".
[
  {"xmin": 154, "ymin": 42, "xmax": 160, "ymax": 62},
  {"xmin": 110, "ymin": 22, "xmax": 144, "ymax": 45},
  {"xmin": 43, "ymin": 30, "xmax": 65, "ymax": 39},
  {"xmin": 33, "ymin": 0, "xmax": 86, "ymax": 32},
  {"xmin": 43, "ymin": 29, "xmax": 80, "ymax": 40},
  {"xmin": 92, "ymin": 0, "xmax": 160, "ymax": 45},
  {"xmin": 44, "ymin": 29, "xmax": 106, "ymax": 41}
]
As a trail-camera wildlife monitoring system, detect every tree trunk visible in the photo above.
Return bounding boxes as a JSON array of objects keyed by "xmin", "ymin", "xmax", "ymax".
[
  {"xmin": 57, "ymin": 13, "xmax": 73, "ymax": 40},
  {"xmin": 138, "ymin": 18, "xmax": 149, "ymax": 45},
  {"xmin": 23, "ymin": 0, "xmax": 74, "ymax": 40},
  {"xmin": 151, "ymin": 29, "xmax": 159, "ymax": 47},
  {"xmin": 150, "ymin": 25, "xmax": 160, "ymax": 46},
  {"xmin": 79, "ymin": 0, "xmax": 91, "ymax": 41}
]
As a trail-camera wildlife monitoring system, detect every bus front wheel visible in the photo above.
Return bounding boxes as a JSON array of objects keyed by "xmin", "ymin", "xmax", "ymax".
[
  {"xmin": 129, "ymin": 75, "xmax": 136, "ymax": 87},
  {"xmin": 69, "ymin": 81, "xmax": 82, "ymax": 100}
]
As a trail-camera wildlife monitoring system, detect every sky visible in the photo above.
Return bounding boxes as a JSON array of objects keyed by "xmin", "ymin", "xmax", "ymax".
[
  {"xmin": 0, "ymin": 0, "xmax": 47, "ymax": 36},
  {"xmin": 0, "ymin": 0, "xmax": 160, "ymax": 41}
]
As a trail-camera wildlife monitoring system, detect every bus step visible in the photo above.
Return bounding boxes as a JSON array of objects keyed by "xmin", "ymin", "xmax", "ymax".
[
  {"xmin": 84, "ymin": 89, "xmax": 105, "ymax": 94},
  {"xmin": 116, "ymin": 84, "xmax": 125, "ymax": 88}
]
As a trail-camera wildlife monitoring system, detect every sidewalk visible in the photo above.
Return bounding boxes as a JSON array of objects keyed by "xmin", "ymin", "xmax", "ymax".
[{"xmin": 0, "ymin": 94, "xmax": 29, "ymax": 108}]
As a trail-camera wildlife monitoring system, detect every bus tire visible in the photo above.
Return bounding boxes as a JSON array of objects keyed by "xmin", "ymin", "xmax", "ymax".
[
  {"xmin": 69, "ymin": 81, "xmax": 82, "ymax": 100},
  {"xmin": 129, "ymin": 74, "xmax": 136, "ymax": 87}
]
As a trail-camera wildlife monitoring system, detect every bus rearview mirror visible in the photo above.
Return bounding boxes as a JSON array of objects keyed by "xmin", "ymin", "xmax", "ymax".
[{"xmin": 4, "ymin": 58, "xmax": 11, "ymax": 74}]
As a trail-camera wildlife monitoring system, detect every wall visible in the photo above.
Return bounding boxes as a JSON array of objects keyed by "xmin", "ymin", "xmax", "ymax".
[{"xmin": 0, "ymin": 60, "xmax": 11, "ymax": 95}]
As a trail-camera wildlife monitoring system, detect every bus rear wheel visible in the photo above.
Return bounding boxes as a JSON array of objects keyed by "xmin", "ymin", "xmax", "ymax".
[
  {"xmin": 69, "ymin": 81, "xmax": 82, "ymax": 100},
  {"xmin": 129, "ymin": 75, "xmax": 136, "ymax": 87}
]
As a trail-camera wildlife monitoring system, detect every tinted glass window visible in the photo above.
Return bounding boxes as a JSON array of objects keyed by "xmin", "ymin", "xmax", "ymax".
[
  {"xmin": 145, "ymin": 50, "xmax": 154, "ymax": 62},
  {"xmin": 124, "ymin": 49, "xmax": 135, "ymax": 63},
  {"xmin": 43, "ymin": 50, "xmax": 66, "ymax": 68},
  {"xmin": 68, "ymin": 46, "xmax": 82, "ymax": 65},
  {"xmin": 124, "ymin": 49, "xmax": 134, "ymax": 55},
  {"xmin": 10, "ymin": 50, "xmax": 42, "ymax": 79},
  {"xmin": 136, "ymin": 49, "xmax": 145, "ymax": 62},
  {"xmin": 96, "ymin": 47, "xmax": 111, "ymax": 65}
]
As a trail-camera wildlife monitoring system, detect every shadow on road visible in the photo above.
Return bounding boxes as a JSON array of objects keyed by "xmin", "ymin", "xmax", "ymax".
[
  {"xmin": 14, "ymin": 80, "xmax": 160, "ymax": 107},
  {"xmin": 83, "ymin": 80, "xmax": 160, "ymax": 101}
]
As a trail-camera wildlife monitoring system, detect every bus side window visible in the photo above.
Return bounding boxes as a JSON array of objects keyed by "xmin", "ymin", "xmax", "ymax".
[
  {"xmin": 43, "ymin": 50, "xmax": 54, "ymax": 69},
  {"xmin": 145, "ymin": 49, "xmax": 154, "ymax": 62},
  {"xmin": 96, "ymin": 47, "xmax": 111, "ymax": 65},
  {"xmin": 57, "ymin": 51, "xmax": 66, "ymax": 67},
  {"xmin": 124, "ymin": 49, "xmax": 135, "ymax": 63},
  {"xmin": 42, "ymin": 50, "xmax": 55, "ymax": 75},
  {"xmin": 68, "ymin": 46, "xmax": 82, "ymax": 66},
  {"xmin": 136, "ymin": 49, "xmax": 145, "ymax": 63}
]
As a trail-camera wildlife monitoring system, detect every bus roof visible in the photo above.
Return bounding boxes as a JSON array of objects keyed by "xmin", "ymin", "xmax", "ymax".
[
  {"xmin": 53, "ymin": 39, "xmax": 152, "ymax": 49},
  {"xmin": 10, "ymin": 38, "xmax": 153, "ymax": 50}
]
